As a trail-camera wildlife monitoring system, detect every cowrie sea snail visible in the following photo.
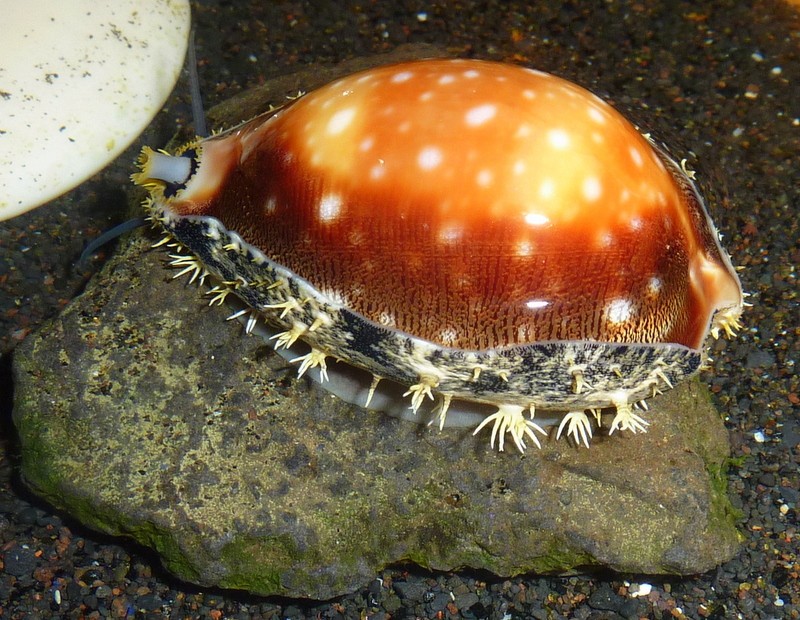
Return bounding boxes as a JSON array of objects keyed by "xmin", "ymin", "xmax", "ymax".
[{"xmin": 133, "ymin": 58, "xmax": 744, "ymax": 452}]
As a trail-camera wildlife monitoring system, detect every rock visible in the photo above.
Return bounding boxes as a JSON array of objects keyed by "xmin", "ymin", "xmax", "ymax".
[
  {"xmin": 3, "ymin": 543, "xmax": 38, "ymax": 578},
  {"xmin": 12, "ymin": 50, "xmax": 740, "ymax": 600}
]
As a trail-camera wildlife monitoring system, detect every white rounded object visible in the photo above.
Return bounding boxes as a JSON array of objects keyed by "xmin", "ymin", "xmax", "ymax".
[{"xmin": 0, "ymin": 0, "xmax": 191, "ymax": 220}]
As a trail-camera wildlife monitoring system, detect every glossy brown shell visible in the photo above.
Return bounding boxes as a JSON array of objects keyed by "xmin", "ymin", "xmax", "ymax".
[{"xmin": 135, "ymin": 58, "xmax": 744, "ymax": 450}]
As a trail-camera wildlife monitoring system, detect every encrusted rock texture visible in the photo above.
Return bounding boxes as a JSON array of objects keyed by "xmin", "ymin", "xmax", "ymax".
[{"xmin": 12, "ymin": 48, "xmax": 739, "ymax": 600}]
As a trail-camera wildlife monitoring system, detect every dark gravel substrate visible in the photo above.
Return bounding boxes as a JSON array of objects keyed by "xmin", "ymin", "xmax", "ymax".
[{"xmin": 2, "ymin": 1, "xmax": 798, "ymax": 618}]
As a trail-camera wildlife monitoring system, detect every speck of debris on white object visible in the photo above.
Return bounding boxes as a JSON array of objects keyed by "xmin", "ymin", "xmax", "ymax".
[
  {"xmin": 753, "ymin": 430, "xmax": 767, "ymax": 443},
  {"xmin": 751, "ymin": 51, "xmax": 764, "ymax": 62},
  {"xmin": 0, "ymin": 0, "xmax": 191, "ymax": 221},
  {"xmin": 416, "ymin": 12, "xmax": 428, "ymax": 22},
  {"xmin": 630, "ymin": 583, "xmax": 653, "ymax": 597},
  {"xmin": 771, "ymin": 66, "xmax": 782, "ymax": 75}
]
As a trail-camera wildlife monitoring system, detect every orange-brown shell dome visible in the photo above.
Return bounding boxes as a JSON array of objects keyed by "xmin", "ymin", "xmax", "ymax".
[{"xmin": 135, "ymin": 58, "xmax": 744, "ymax": 452}]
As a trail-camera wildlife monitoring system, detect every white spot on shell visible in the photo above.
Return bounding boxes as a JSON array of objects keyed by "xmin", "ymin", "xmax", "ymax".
[
  {"xmin": 463, "ymin": 69, "xmax": 480, "ymax": 78},
  {"xmin": 513, "ymin": 160, "xmax": 526, "ymax": 175},
  {"xmin": 327, "ymin": 108, "xmax": 356, "ymax": 135},
  {"xmin": 438, "ymin": 74, "xmax": 455, "ymax": 85},
  {"xmin": 548, "ymin": 129, "xmax": 571, "ymax": 150},
  {"xmin": 370, "ymin": 162, "xmax": 385, "ymax": 180},
  {"xmin": 465, "ymin": 104, "xmax": 497, "ymax": 126},
  {"xmin": 539, "ymin": 179, "xmax": 555, "ymax": 199},
  {"xmin": 522, "ymin": 89, "xmax": 535, "ymax": 100},
  {"xmin": 525, "ymin": 299, "xmax": 549, "ymax": 309},
  {"xmin": 524, "ymin": 212, "xmax": 549, "ymax": 226},
  {"xmin": 605, "ymin": 298, "xmax": 634, "ymax": 324},
  {"xmin": 318, "ymin": 194, "xmax": 342, "ymax": 222},
  {"xmin": 583, "ymin": 176, "xmax": 602, "ymax": 201},
  {"xmin": 476, "ymin": 169, "xmax": 493, "ymax": 187},
  {"xmin": 515, "ymin": 124, "xmax": 532, "ymax": 138},
  {"xmin": 647, "ymin": 277, "xmax": 663, "ymax": 295},
  {"xmin": 587, "ymin": 105, "xmax": 606, "ymax": 124},
  {"xmin": 359, "ymin": 136, "xmax": 374, "ymax": 151},
  {"xmin": 629, "ymin": 145, "xmax": 644, "ymax": 168},
  {"xmin": 391, "ymin": 71, "xmax": 414, "ymax": 83},
  {"xmin": 418, "ymin": 146, "xmax": 443, "ymax": 170}
]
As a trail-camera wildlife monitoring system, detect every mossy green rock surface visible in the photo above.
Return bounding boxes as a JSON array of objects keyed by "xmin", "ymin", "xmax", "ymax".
[{"xmin": 12, "ymin": 50, "xmax": 739, "ymax": 600}]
